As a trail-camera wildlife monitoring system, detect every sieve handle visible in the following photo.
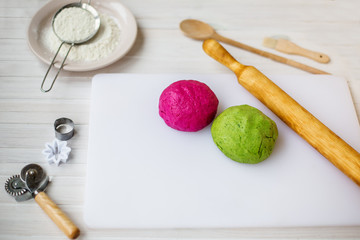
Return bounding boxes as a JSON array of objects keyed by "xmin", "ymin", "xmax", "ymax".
[{"xmin": 41, "ymin": 42, "xmax": 73, "ymax": 93}]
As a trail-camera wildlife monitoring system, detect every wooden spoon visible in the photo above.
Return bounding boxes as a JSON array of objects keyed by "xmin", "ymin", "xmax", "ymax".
[
  {"xmin": 180, "ymin": 19, "xmax": 329, "ymax": 74},
  {"xmin": 202, "ymin": 39, "xmax": 360, "ymax": 186}
]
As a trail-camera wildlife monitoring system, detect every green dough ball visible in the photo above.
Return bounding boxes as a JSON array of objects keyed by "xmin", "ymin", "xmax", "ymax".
[{"xmin": 211, "ymin": 105, "xmax": 278, "ymax": 164}]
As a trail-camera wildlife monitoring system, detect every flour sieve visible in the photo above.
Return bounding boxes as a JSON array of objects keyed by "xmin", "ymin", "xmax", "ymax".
[{"xmin": 41, "ymin": 0, "xmax": 100, "ymax": 93}]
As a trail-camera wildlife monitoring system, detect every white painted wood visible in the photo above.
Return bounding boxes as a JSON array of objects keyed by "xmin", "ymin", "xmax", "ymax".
[{"xmin": 0, "ymin": 0, "xmax": 359, "ymax": 238}]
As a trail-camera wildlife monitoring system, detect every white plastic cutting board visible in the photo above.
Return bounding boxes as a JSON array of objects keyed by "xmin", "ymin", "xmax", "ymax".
[{"xmin": 84, "ymin": 74, "xmax": 360, "ymax": 228}]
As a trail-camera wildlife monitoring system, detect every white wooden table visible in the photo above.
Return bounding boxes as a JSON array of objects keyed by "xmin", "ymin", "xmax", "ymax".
[{"xmin": 1, "ymin": 0, "xmax": 360, "ymax": 239}]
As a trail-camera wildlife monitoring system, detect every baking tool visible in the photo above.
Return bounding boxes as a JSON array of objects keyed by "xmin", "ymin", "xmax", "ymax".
[
  {"xmin": 84, "ymin": 73, "xmax": 360, "ymax": 228},
  {"xmin": 41, "ymin": 0, "xmax": 100, "ymax": 92},
  {"xmin": 5, "ymin": 173, "xmax": 49, "ymax": 202},
  {"xmin": 20, "ymin": 164, "xmax": 45, "ymax": 183},
  {"xmin": 54, "ymin": 118, "xmax": 75, "ymax": 140},
  {"xmin": 4, "ymin": 164, "xmax": 80, "ymax": 239},
  {"xmin": 28, "ymin": 0, "xmax": 137, "ymax": 72},
  {"xmin": 42, "ymin": 139, "xmax": 71, "ymax": 166},
  {"xmin": 4, "ymin": 175, "xmax": 32, "ymax": 202},
  {"xmin": 179, "ymin": 19, "xmax": 329, "ymax": 74},
  {"xmin": 263, "ymin": 37, "xmax": 330, "ymax": 63},
  {"xmin": 203, "ymin": 39, "xmax": 360, "ymax": 186}
]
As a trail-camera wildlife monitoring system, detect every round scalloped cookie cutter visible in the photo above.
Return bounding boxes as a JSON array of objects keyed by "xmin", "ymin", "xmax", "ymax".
[{"xmin": 54, "ymin": 117, "xmax": 75, "ymax": 140}]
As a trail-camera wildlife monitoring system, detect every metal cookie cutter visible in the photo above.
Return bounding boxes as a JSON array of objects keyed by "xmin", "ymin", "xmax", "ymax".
[
  {"xmin": 4, "ymin": 164, "xmax": 80, "ymax": 239},
  {"xmin": 54, "ymin": 117, "xmax": 74, "ymax": 141}
]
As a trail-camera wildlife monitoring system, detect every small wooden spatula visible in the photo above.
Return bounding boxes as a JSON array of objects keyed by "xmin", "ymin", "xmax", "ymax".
[{"xmin": 263, "ymin": 37, "xmax": 330, "ymax": 63}]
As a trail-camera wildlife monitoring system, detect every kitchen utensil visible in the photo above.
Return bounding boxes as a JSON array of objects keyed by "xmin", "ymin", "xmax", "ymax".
[
  {"xmin": 263, "ymin": 37, "xmax": 330, "ymax": 63},
  {"xmin": 4, "ymin": 175, "xmax": 33, "ymax": 201},
  {"xmin": 28, "ymin": 0, "xmax": 137, "ymax": 72},
  {"xmin": 41, "ymin": 0, "xmax": 100, "ymax": 92},
  {"xmin": 203, "ymin": 39, "xmax": 360, "ymax": 186},
  {"xmin": 54, "ymin": 118, "xmax": 75, "ymax": 140},
  {"xmin": 4, "ymin": 164, "xmax": 80, "ymax": 239},
  {"xmin": 42, "ymin": 139, "xmax": 71, "ymax": 166},
  {"xmin": 179, "ymin": 19, "xmax": 329, "ymax": 74},
  {"xmin": 84, "ymin": 73, "xmax": 360, "ymax": 228},
  {"xmin": 5, "ymin": 169, "xmax": 50, "ymax": 202}
]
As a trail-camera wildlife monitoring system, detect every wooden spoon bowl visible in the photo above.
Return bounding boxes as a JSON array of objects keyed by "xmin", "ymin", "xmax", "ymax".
[{"xmin": 180, "ymin": 19, "xmax": 215, "ymax": 40}]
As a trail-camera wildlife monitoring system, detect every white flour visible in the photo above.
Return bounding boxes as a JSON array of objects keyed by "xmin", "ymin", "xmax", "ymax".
[
  {"xmin": 53, "ymin": 7, "xmax": 96, "ymax": 42},
  {"xmin": 41, "ymin": 14, "xmax": 121, "ymax": 62}
]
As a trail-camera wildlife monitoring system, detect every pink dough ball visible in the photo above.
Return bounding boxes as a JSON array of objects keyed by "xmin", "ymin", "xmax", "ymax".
[{"xmin": 159, "ymin": 80, "xmax": 219, "ymax": 132}]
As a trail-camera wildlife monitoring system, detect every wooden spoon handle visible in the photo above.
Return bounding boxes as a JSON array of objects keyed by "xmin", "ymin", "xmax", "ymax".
[
  {"xmin": 35, "ymin": 192, "xmax": 80, "ymax": 239},
  {"xmin": 203, "ymin": 39, "xmax": 360, "ymax": 186},
  {"xmin": 212, "ymin": 33, "xmax": 330, "ymax": 74},
  {"xmin": 274, "ymin": 39, "xmax": 330, "ymax": 63}
]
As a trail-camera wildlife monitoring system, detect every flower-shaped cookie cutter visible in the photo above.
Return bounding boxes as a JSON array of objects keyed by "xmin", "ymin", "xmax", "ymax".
[{"xmin": 42, "ymin": 139, "xmax": 71, "ymax": 166}]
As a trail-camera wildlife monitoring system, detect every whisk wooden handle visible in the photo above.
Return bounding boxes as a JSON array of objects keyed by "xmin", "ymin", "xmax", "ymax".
[
  {"xmin": 213, "ymin": 33, "xmax": 330, "ymax": 74},
  {"xmin": 203, "ymin": 39, "xmax": 360, "ymax": 186},
  {"xmin": 35, "ymin": 192, "xmax": 80, "ymax": 239}
]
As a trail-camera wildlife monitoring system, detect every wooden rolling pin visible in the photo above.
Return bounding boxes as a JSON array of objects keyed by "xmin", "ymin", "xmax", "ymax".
[{"xmin": 203, "ymin": 39, "xmax": 360, "ymax": 186}]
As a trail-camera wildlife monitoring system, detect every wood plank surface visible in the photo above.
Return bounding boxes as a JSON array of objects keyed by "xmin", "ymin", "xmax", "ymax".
[{"xmin": 0, "ymin": 0, "xmax": 359, "ymax": 239}]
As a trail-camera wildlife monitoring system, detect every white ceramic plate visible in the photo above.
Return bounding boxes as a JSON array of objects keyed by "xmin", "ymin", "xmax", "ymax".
[{"xmin": 27, "ymin": 0, "xmax": 137, "ymax": 72}]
